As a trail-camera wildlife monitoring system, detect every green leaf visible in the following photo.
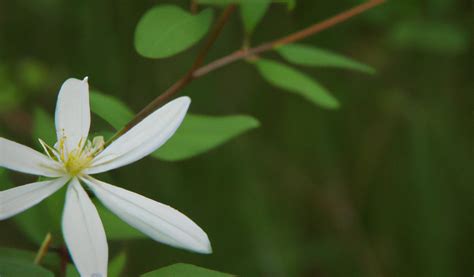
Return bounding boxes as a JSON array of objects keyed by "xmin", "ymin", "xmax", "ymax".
[
  {"xmin": 0, "ymin": 261, "xmax": 54, "ymax": 277},
  {"xmin": 33, "ymin": 108, "xmax": 56, "ymax": 145},
  {"xmin": 17, "ymin": 60, "xmax": 48, "ymax": 90},
  {"xmin": 255, "ymin": 59, "xmax": 339, "ymax": 109},
  {"xmin": 0, "ymin": 82, "xmax": 22, "ymax": 112},
  {"xmin": 0, "ymin": 248, "xmax": 36, "ymax": 263},
  {"xmin": 109, "ymin": 252, "xmax": 127, "ymax": 277},
  {"xmin": 276, "ymin": 44, "xmax": 375, "ymax": 74},
  {"xmin": 0, "ymin": 248, "xmax": 54, "ymax": 277},
  {"xmin": 96, "ymin": 202, "xmax": 146, "ymax": 240},
  {"xmin": 142, "ymin": 263, "xmax": 234, "ymax": 277},
  {"xmin": 240, "ymin": 0, "xmax": 271, "ymax": 34},
  {"xmin": 135, "ymin": 5, "xmax": 213, "ymax": 59},
  {"xmin": 90, "ymin": 90, "xmax": 134, "ymax": 130},
  {"xmin": 152, "ymin": 114, "xmax": 260, "ymax": 161}
]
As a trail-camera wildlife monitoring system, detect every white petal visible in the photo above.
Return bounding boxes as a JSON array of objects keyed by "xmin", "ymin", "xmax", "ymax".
[
  {"xmin": 86, "ymin": 97, "xmax": 190, "ymax": 174},
  {"xmin": 55, "ymin": 78, "xmax": 90, "ymax": 153},
  {"xmin": 82, "ymin": 176, "xmax": 212, "ymax": 254},
  {"xmin": 0, "ymin": 177, "xmax": 68, "ymax": 220},
  {"xmin": 62, "ymin": 178, "xmax": 108, "ymax": 276},
  {"xmin": 0, "ymin": 137, "xmax": 63, "ymax": 177}
]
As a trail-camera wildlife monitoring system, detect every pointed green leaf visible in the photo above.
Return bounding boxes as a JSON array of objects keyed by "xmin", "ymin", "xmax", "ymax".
[
  {"xmin": 0, "ymin": 261, "xmax": 54, "ymax": 277},
  {"xmin": 0, "ymin": 249, "xmax": 54, "ymax": 277},
  {"xmin": 241, "ymin": 0, "xmax": 271, "ymax": 34},
  {"xmin": 255, "ymin": 59, "xmax": 339, "ymax": 109},
  {"xmin": 142, "ymin": 263, "xmax": 234, "ymax": 277},
  {"xmin": 109, "ymin": 252, "xmax": 127, "ymax": 277},
  {"xmin": 276, "ymin": 44, "xmax": 375, "ymax": 74},
  {"xmin": 0, "ymin": 248, "xmax": 36, "ymax": 263},
  {"xmin": 152, "ymin": 114, "xmax": 260, "ymax": 161},
  {"xmin": 90, "ymin": 90, "xmax": 134, "ymax": 130},
  {"xmin": 135, "ymin": 5, "xmax": 213, "ymax": 59}
]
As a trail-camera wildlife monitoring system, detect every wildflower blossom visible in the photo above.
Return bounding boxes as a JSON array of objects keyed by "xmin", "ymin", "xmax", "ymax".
[{"xmin": 0, "ymin": 78, "xmax": 211, "ymax": 276}]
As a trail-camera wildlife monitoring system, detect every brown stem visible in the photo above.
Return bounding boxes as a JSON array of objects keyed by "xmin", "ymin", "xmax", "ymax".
[
  {"xmin": 108, "ymin": 4, "xmax": 236, "ymax": 144},
  {"xmin": 190, "ymin": 0, "xmax": 198, "ymax": 14},
  {"xmin": 59, "ymin": 245, "xmax": 69, "ymax": 277},
  {"xmin": 195, "ymin": 0, "xmax": 385, "ymax": 77},
  {"xmin": 111, "ymin": 0, "xmax": 384, "ymax": 142}
]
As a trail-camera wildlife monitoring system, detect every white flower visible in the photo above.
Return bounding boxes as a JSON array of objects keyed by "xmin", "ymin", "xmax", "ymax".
[{"xmin": 0, "ymin": 77, "xmax": 211, "ymax": 276}]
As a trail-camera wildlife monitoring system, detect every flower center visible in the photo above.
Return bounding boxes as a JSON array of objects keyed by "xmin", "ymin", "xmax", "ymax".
[
  {"xmin": 64, "ymin": 148, "xmax": 94, "ymax": 176},
  {"xmin": 40, "ymin": 136, "xmax": 105, "ymax": 176}
]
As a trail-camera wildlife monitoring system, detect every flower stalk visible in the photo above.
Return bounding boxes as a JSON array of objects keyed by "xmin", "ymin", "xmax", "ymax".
[{"xmin": 34, "ymin": 233, "xmax": 53, "ymax": 265}]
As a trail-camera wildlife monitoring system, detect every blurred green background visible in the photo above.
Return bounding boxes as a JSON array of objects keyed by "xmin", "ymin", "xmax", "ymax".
[{"xmin": 0, "ymin": 0, "xmax": 472, "ymax": 276}]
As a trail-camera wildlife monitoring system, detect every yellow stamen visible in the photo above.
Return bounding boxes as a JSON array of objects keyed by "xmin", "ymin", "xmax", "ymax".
[{"xmin": 41, "ymin": 135, "xmax": 105, "ymax": 176}]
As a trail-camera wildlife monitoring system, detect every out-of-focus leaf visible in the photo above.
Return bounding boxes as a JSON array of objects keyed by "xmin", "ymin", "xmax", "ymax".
[
  {"xmin": 96, "ymin": 202, "xmax": 146, "ymax": 240},
  {"xmin": 255, "ymin": 59, "xmax": 339, "ymax": 109},
  {"xmin": 67, "ymin": 252, "xmax": 126, "ymax": 277},
  {"xmin": 141, "ymin": 263, "xmax": 234, "ymax": 277},
  {"xmin": 240, "ymin": 0, "xmax": 271, "ymax": 34},
  {"xmin": 0, "ymin": 261, "xmax": 54, "ymax": 277},
  {"xmin": 17, "ymin": 60, "xmax": 48, "ymax": 90},
  {"xmin": 0, "ymin": 247, "xmax": 59, "ymax": 270},
  {"xmin": 285, "ymin": 0, "xmax": 296, "ymax": 10},
  {"xmin": 90, "ymin": 90, "xmax": 134, "ymax": 130},
  {"xmin": 109, "ymin": 252, "xmax": 127, "ymax": 277},
  {"xmin": 0, "ymin": 248, "xmax": 35, "ymax": 263},
  {"xmin": 135, "ymin": 5, "xmax": 213, "ymax": 58},
  {"xmin": 0, "ymin": 249, "xmax": 54, "ymax": 277},
  {"xmin": 276, "ymin": 44, "xmax": 375, "ymax": 74},
  {"xmin": 390, "ymin": 21, "xmax": 469, "ymax": 54},
  {"xmin": 33, "ymin": 108, "xmax": 56, "ymax": 145},
  {"xmin": 0, "ymin": 82, "xmax": 22, "ymax": 112},
  {"xmin": 152, "ymin": 114, "xmax": 260, "ymax": 161}
]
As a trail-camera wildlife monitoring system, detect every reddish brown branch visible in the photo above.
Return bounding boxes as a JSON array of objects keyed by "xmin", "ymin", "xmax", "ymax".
[
  {"xmin": 108, "ymin": 4, "xmax": 236, "ymax": 143},
  {"xmin": 112, "ymin": 0, "xmax": 384, "ymax": 141},
  {"xmin": 195, "ymin": 0, "xmax": 385, "ymax": 77}
]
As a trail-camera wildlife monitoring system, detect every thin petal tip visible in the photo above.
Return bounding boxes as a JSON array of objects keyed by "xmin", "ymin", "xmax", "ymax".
[
  {"xmin": 83, "ymin": 76, "xmax": 89, "ymax": 82},
  {"xmin": 194, "ymin": 237, "xmax": 212, "ymax": 254}
]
